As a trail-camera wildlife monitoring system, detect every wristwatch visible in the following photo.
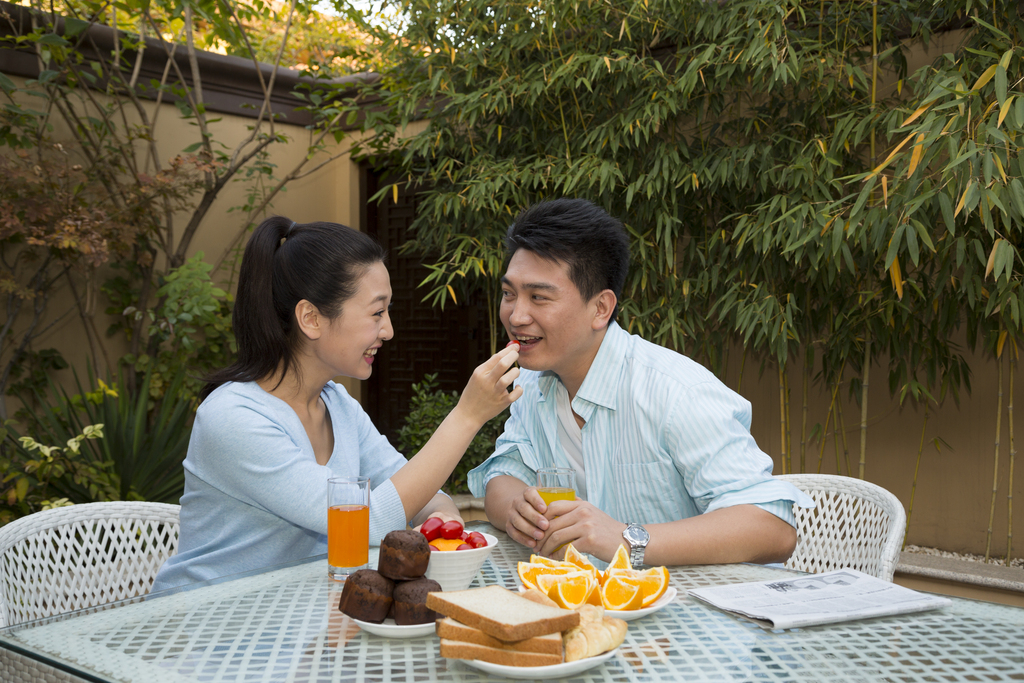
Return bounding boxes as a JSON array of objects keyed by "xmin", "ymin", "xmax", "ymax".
[{"xmin": 622, "ymin": 522, "xmax": 650, "ymax": 568}]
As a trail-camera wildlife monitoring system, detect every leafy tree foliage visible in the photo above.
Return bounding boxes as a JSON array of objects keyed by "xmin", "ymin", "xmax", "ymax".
[{"xmin": 352, "ymin": 0, "xmax": 1022, "ymax": 475}]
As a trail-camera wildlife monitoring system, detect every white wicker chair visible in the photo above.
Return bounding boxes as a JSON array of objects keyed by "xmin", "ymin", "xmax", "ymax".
[
  {"xmin": 0, "ymin": 501, "xmax": 180, "ymax": 627},
  {"xmin": 777, "ymin": 474, "xmax": 906, "ymax": 581}
]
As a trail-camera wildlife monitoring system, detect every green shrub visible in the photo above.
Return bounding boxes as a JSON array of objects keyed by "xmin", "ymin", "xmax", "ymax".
[
  {"xmin": 1, "ymin": 365, "xmax": 194, "ymax": 524},
  {"xmin": 395, "ymin": 374, "xmax": 508, "ymax": 495}
]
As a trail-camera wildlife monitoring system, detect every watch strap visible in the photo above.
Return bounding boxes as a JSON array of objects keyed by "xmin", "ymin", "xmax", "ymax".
[{"xmin": 624, "ymin": 522, "xmax": 648, "ymax": 567}]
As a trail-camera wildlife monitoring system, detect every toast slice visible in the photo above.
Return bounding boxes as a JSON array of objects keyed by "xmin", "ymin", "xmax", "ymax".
[
  {"xmin": 436, "ymin": 617, "xmax": 563, "ymax": 656},
  {"xmin": 439, "ymin": 638, "xmax": 563, "ymax": 667},
  {"xmin": 426, "ymin": 585, "xmax": 580, "ymax": 641}
]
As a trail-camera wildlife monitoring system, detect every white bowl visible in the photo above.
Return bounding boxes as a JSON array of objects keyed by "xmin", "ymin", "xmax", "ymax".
[{"xmin": 424, "ymin": 532, "xmax": 498, "ymax": 591}]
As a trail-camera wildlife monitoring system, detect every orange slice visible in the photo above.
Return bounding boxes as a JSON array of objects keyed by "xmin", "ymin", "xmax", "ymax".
[
  {"xmin": 601, "ymin": 575, "xmax": 643, "ymax": 611},
  {"xmin": 548, "ymin": 574, "xmax": 597, "ymax": 610},
  {"xmin": 429, "ymin": 538, "xmax": 465, "ymax": 551},
  {"xmin": 517, "ymin": 563, "xmax": 573, "ymax": 590},
  {"xmin": 534, "ymin": 570, "xmax": 592, "ymax": 595},
  {"xmin": 529, "ymin": 554, "xmax": 564, "ymax": 568},
  {"xmin": 607, "ymin": 544, "xmax": 632, "ymax": 571},
  {"xmin": 636, "ymin": 566, "xmax": 670, "ymax": 607},
  {"xmin": 563, "ymin": 543, "xmax": 598, "ymax": 573}
]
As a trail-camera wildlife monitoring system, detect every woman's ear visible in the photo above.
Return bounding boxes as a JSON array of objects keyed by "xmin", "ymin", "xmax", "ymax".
[
  {"xmin": 591, "ymin": 289, "xmax": 617, "ymax": 330},
  {"xmin": 295, "ymin": 299, "xmax": 323, "ymax": 340}
]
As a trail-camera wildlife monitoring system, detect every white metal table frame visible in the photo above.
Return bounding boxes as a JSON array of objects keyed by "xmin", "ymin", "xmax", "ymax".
[{"xmin": 2, "ymin": 522, "xmax": 1024, "ymax": 682}]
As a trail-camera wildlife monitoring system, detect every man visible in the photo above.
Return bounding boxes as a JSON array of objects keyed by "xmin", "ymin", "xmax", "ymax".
[{"xmin": 468, "ymin": 198, "xmax": 814, "ymax": 567}]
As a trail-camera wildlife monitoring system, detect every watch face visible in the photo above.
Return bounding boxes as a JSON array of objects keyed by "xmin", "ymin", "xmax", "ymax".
[{"xmin": 624, "ymin": 524, "xmax": 649, "ymax": 546}]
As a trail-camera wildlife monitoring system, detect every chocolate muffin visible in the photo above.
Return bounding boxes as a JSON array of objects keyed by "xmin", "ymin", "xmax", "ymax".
[
  {"xmin": 377, "ymin": 529, "xmax": 431, "ymax": 581},
  {"xmin": 338, "ymin": 569, "xmax": 394, "ymax": 623},
  {"xmin": 392, "ymin": 577, "xmax": 442, "ymax": 625}
]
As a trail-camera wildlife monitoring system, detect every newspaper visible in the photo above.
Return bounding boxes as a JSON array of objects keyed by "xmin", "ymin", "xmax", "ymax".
[{"xmin": 688, "ymin": 569, "xmax": 952, "ymax": 629}]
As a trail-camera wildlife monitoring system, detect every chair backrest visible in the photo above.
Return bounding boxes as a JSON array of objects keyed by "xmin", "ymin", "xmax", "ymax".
[
  {"xmin": 0, "ymin": 501, "xmax": 180, "ymax": 627},
  {"xmin": 777, "ymin": 474, "xmax": 906, "ymax": 581}
]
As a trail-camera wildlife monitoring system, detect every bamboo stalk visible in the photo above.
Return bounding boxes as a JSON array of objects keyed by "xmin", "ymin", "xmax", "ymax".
[
  {"xmin": 833, "ymin": 398, "xmax": 843, "ymax": 475},
  {"xmin": 779, "ymin": 363, "xmax": 788, "ymax": 474},
  {"xmin": 838, "ymin": 392, "xmax": 852, "ymax": 476},
  {"xmin": 905, "ymin": 402, "xmax": 930, "ymax": 549},
  {"xmin": 1007, "ymin": 346, "xmax": 1016, "ymax": 563},
  {"xmin": 859, "ymin": 335, "xmax": 871, "ymax": 479},
  {"xmin": 738, "ymin": 347, "xmax": 747, "ymax": 394},
  {"xmin": 784, "ymin": 367, "xmax": 793, "ymax": 474},
  {"xmin": 801, "ymin": 352, "xmax": 810, "ymax": 474},
  {"xmin": 986, "ymin": 350, "xmax": 1004, "ymax": 561},
  {"xmin": 817, "ymin": 379, "xmax": 841, "ymax": 474}
]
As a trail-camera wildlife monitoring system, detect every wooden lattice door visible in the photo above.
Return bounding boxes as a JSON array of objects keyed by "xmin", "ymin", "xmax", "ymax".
[{"xmin": 362, "ymin": 170, "xmax": 489, "ymax": 447}]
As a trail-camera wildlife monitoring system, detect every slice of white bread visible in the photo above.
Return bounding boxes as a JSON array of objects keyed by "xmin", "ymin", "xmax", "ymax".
[
  {"xmin": 436, "ymin": 617, "xmax": 563, "ymax": 656},
  {"xmin": 426, "ymin": 585, "xmax": 580, "ymax": 641},
  {"xmin": 439, "ymin": 638, "xmax": 563, "ymax": 667}
]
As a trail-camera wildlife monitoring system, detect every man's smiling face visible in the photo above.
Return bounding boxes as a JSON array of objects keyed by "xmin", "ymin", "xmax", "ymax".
[{"xmin": 499, "ymin": 249, "xmax": 609, "ymax": 390}]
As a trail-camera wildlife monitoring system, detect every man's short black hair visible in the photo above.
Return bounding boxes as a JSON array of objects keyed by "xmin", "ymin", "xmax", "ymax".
[{"xmin": 505, "ymin": 198, "xmax": 631, "ymax": 321}]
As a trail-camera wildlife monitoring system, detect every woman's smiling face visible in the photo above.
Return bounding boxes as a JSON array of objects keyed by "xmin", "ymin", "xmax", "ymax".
[{"xmin": 313, "ymin": 261, "xmax": 394, "ymax": 381}]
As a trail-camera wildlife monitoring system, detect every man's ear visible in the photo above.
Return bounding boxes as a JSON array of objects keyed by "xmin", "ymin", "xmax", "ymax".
[
  {"xmin": 591, "ymin": 290, "xmax": 617, "ymax": 330},
  {"xmin": 295, "ymin": 299, "xmax": 323, "ymax": 340}
]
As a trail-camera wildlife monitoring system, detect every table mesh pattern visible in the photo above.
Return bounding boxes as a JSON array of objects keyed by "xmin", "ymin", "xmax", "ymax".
[{"xmin": 6, "ymin": 530, "xmax": 1024, "ymax": 682}]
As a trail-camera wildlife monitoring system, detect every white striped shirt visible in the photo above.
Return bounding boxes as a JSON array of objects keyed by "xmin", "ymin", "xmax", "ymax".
[{"xmin": 469, "ymin": 322, "xmax": 814, "ymax": 526}]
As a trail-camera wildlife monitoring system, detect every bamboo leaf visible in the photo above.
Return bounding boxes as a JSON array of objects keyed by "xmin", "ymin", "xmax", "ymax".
[
  {"xmin": 869, "ymin": 131, "xmax": 915, "ymax": 177},
  {"xmin": 998, "ymin": 95, "xmax": 1014, "ymax": 128},
  {"xmin": 907, "ymin": 134, "xmax": 925, "ymax": 178},
  {"xmin": 899, "ymin": 100, "xmax": 934, "ymax": 128},
  {"xmin": 995, "ymin": 66, "xmax": 1008, "ymax": 105},
  {"xmin": 446, "ymin": 285, "xmax": 458, "ymax": 304},
  {"xmin": 890, "ymin": 260, "xmax": 903, "ymax": 300},
  {"xmin": 954, "ymin": 181, "xmax": 973, "ymax": 218},
  {"xmin": 998, "ymin": 330, "xmax": 1008, "ymax": 358},
  {"xmin": 971, "ymin": 64, "xmax": 997, "ymax": 92},
  {"xmin": 938, "ymin": 192, "xmax": 955, "ymax": 234},
  {"xmin": 985, "ymin": 239, "xmax": 1002, "ymax": 279}
]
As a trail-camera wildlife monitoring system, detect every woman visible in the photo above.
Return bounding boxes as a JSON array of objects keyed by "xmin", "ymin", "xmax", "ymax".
[{"xmin": 153, "ymin": 217, "xmax": 520, "ymax": 590}]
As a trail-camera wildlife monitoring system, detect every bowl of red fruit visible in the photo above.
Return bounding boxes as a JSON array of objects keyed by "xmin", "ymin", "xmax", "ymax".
[{"xmin": 418, "ymin": 517, "xmax": 498, "ymax": 591}]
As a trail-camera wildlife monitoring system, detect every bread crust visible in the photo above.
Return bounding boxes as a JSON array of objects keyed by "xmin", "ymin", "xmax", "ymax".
[
  {"xmin": 435, "ymin": 618, "xmax": 563, "ymax": 656},
  {"xmin": 439, "ymin": 638, "xmax": 563, "ymax": 667},
  {"xmin": 426, "ymin": 586, "xmax": 579, "ymax": 641}
]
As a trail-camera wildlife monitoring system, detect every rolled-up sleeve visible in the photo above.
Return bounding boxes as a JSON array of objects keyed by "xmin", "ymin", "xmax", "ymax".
[{"xmin": 468, "ymin": 402, "xmax": 538, "ymax": 496}]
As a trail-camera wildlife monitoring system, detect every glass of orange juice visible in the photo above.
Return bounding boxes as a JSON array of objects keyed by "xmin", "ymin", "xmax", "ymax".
[
  {"xmin": 536, "ymin": 467, "xmax": 576, "ymax": 506},
  {"xmin": 328, "ymin": 476, "xmax": 370, "ymax": 581}
]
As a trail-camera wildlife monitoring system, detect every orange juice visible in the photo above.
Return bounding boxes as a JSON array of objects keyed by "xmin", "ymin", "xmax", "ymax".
[
  {"xmin": 538, "ymin": 487, "xmax": 576, "ymax": 505},
  {"xmin": 328, "ymin": 504, "xmax": 369, "ymax": 568}
]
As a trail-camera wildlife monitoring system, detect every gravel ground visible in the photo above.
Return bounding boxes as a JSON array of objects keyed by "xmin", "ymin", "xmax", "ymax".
[{"xmin": 904, "ymin": 544, "xmax": 1024, "ymax": 569}]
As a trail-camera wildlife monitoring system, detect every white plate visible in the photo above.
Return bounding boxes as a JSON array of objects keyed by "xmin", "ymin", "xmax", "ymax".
[
  {"xmin": 460, "ymin": 647, "xmax": 619, "ymax": 679},
  {"xmin": 351, "ymin": 617, "xmax": 436, "ymax": 638},
  {"xmin": 611, "ymin": 586, "xmax": 677, "ymax": 621},
  {"xmin": 517, "ymin": 585, "xmax": 677, "ymax": 621}
]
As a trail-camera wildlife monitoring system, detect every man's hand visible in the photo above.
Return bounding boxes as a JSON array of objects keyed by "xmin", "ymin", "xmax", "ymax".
[
  {"xmin": 501, "ymin": 486, "xmax": 551, "ymax": 549},
  {"xmin": 534, "ymin": 499, "xmax": 626, "ymax": 562}
]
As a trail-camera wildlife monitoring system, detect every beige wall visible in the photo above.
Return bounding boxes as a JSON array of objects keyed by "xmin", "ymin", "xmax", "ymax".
[
  {"xmin": 730, "ymin": 342, "xmax": 1024, "ymax": 558},
  {"xmin": 2, "ymin": 78, "xmax": 366, "ymax": 409}
]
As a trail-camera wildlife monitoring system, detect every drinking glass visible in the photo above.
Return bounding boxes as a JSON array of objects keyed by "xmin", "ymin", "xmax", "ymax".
[
  {"xmin": 536, "ymin": 467, "xmax": 576, "ymax": 506},
  {"xmin": 327, "ymin": 476, "xmax": 370, "ymax": 581}
]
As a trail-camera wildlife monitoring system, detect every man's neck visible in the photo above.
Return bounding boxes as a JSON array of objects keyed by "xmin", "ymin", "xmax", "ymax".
[{"xmin": 557, "ymin": 325, "xmax": 609, "ymax": 400}]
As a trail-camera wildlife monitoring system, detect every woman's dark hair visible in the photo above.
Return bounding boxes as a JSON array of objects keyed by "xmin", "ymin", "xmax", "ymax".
[
  {"xmin": 505, "ymin": 198, "xmax": 631, "ymax": 321},
  {"xmin": 201, "ymin": 216, "xmax": 386, "ymax": 400}
]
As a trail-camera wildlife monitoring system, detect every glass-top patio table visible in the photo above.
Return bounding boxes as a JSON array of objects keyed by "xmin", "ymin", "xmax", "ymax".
[{"xmin": 2, "ymin": 522, "xmax": 1023, "ymax": 682}]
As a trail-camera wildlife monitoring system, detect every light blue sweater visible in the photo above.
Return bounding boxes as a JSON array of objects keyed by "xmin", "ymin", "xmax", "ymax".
[{"xmin": 153, "ymin": 381, "xmax": 409, "ymax": 591}]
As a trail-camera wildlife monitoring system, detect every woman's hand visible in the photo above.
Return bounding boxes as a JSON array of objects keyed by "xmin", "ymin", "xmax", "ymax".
[
  {"xmin": 455, "ymin": 344, "xmax": 522, "ymax": 428},
  {"xmin": 412, "ymin": 510, "xmax": 464, "ymax": 532}
]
